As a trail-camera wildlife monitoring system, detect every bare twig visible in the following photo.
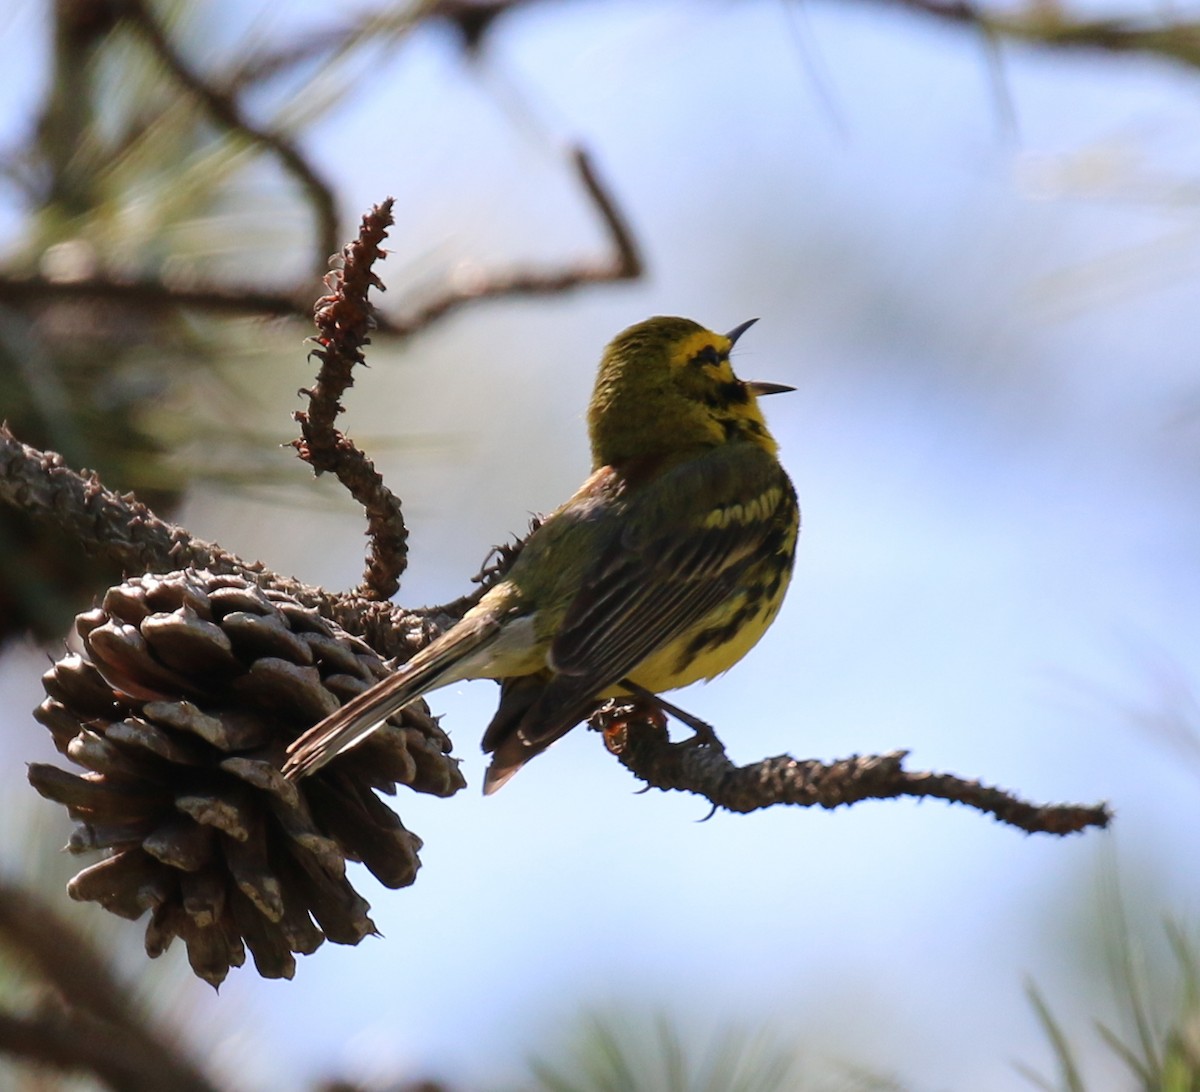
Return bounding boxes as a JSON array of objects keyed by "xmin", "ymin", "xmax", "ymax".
[
  {"xmin": 0, "ymin": 271, "xmax": 428, "ymax": 334},
  {"xmin": 121, "ymin": 0, "xmax": 340, "ymax": 271},
  {"xmin": 386, "ymin": 146, "xmax": 643, "ymax": 336},
  {"xmin": 229, "ymin": 1, "xmax": 528, "ymax": 90},
  {"xmin": 598, "ymin": 703, "xmax": 1112, "ymax": 835},
  {"xmin": 0, "ymin": 148, "xmax": 640, "ymax": 346},
  {"xmin": 4, "ymin": 144, "xmax": 620, "ymax": 341},
  {"xmin": 0, "ymin": 272, "xmax": 316, "ymax": 322},
  {"xmin": 884, "ymin": 0, "xmax": 1200, "ymax": 69},
  {"xmin": 433, "ymin": 0, "xmax": 519, "ymax": 53},
  {"xmin": 292, "ymin": 200, "xmax": 408, "ymax": 602}
]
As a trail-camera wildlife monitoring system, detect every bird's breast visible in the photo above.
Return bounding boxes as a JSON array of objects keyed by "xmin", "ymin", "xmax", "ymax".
[
  {"xmin": 620, "ymin": 583, "xmax": 789, "ymax": 694},
  {"xmin": 620, "ymin": 484, "xmax": 799, "ymax": 694}
]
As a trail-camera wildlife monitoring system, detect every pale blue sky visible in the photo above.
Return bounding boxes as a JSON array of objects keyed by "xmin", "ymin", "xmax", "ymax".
[{"xmin": 2, "ymin": 1, "xmax": 1199, "ymax": 1088}]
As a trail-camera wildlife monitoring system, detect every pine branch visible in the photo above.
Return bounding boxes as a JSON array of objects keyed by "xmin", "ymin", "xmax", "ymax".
[
  {"xmin": 0, "ymin": 423, "xmax": 424, "ymax": 660},
  {"xmin": 292, "ymin": 200, "xmax": 407, "ymax": 602},
  {"xmin": 598, "ymin": 702, "xmax": 1112, "ymax": 835}
]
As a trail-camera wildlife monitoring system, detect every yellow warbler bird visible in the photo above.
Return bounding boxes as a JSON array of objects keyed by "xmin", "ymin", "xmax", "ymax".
[{"xmin": 283, "ymin": 316, "xmax": 799, "ymax": 794}]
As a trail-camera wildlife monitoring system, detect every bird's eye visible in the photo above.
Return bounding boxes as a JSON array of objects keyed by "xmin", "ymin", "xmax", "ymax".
[{"xmin": 690, "ymin": 346, "xmax": 721, "ymax": 367}]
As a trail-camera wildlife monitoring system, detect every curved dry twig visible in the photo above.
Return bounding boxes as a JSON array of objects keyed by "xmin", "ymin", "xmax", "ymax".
[
  {"xmin": 121, "ymin": 0, "xmax": 341, "ymax": 272},
  {"xmin": 292, "ymin": 199, "xmax": 408, "ymax": 602},
  {"xmin": 388, "ymin": 146, "xmax": 642, "ymax": 335},
  {"xmin": 0, "ymin": 142, "xmax": 641, "ymax": 343},
  {"xmin": 597, "ymin": 703, "xmax": 1112, "ymax": 835}
]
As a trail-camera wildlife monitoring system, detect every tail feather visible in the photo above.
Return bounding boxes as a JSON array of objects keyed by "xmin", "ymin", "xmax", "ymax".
[
  {"xmin": 481, "ymin": 741, "xmax": 530, "ymax": 795},
  {"xmin": 282, "ymin": 615, "xmax": 501, "ymax": 780},
  {"xmin": 479, "ymin": 674, "xmax": 604, "ymax": 794}
]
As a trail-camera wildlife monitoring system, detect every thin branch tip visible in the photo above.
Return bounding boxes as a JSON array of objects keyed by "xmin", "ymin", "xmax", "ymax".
[
  {"xmin": 597, "ymin": 706, "xmax": 1110, "ymax": 836},
  {"xmin": 294, "ymin": 201, "xmax": 407, "ymax": 602}
]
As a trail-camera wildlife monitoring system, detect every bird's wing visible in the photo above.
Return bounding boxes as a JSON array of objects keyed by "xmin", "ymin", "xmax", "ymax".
[
  {"xmin": 550, "ymin": 442, "xmax": 793, "ymax": 682},
  {"xmin": 481, "ymin": 444, "xmax": 795, "ymax": 790}
]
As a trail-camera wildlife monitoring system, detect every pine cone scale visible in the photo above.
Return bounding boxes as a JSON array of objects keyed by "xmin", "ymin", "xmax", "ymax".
[{"xmin": 31, "ymin": 569, "xmax": 464, "ymax": 985}]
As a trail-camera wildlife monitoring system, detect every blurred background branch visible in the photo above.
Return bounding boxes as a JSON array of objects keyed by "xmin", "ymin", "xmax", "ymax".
[
  {"xmin": 889, "ymin": 0, "xmax": 1200, "ymax": 70},
  {"xmin": 1, "ymin": 0, "xmax": 1198, "ymax": 1088},
  {"xmin": 0, "ymin": 881, "xmax": 219, "ymax": 1091},
  {"xmin": 0, "ymin": 0, "xmax": 641, "ymax": 643}
]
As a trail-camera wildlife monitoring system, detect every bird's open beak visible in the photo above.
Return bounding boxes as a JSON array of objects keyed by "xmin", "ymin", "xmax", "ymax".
[
  {"xmin": 727, "ymin": 320, "xmax": 793, "ymax": 395},
  {"xmin": 725, "ymin": 318, "xmax": 759, "ymax": 345},
  {"xmin": 746, "ymin": 380, "xmax": 795, "ymax": 397}
]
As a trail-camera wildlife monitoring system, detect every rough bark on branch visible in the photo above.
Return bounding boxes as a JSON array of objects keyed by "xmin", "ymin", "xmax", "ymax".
[
  {"xmin": 293, "ymin": 199, "xmax": 407, "ymax": 602},
  {"xmin": 597, "ymin": 703, "xmax": 1111, "ymax": 835},
  {"xmin": 0, "ymin": 423, "xmax": 426, "ymax": 661}
]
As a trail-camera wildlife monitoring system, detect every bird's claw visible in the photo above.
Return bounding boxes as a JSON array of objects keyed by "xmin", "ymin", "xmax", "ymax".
[{"xmin": 676, "ymin": 719, "xmax": 725, "ymax": 753}]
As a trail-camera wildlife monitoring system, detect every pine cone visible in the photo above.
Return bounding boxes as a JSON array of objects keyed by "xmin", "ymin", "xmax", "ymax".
[{"xmin": 29, "ymin": 569, "xmax": 465, "ymax": 986}]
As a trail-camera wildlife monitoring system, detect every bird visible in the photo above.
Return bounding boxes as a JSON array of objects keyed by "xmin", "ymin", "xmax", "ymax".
[{"xmin": 283, "ymin": 315, "xmax": 799, "ymax": 794}]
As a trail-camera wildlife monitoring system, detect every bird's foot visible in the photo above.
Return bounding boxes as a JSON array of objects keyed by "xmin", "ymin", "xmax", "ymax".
[
  {"xmin": 617, "ymin": 679, "xmax": 727, "ymax": 753},
  {"xmin": 595, "ymin": 697, "xmax": 668, "ymax": 755}
]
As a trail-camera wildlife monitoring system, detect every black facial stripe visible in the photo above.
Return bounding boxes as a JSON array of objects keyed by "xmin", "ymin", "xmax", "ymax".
[
  {"xmin": 702, "ymin": 381, "xmax": 750, "ymax": 410},
  {"xmin": 721, "ymin": 381, "xmax": 748, "ymax": 404}
]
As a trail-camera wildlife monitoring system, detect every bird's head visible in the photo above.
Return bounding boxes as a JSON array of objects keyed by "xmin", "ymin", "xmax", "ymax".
[{"xmin": 587, "ymin": 316, "xmax": 792, "ymax": 471}]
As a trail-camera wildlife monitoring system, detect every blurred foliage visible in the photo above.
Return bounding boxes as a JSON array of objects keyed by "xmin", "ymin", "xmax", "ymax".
[
  {"xmin": 0, "ymin": 0, "xmax": 401, "ymax": 641},
  {"xmin": 4, "ymin": 0, "xmax": 1200, "ymax": 1088},
  {"xmin": 530, "ymin": 1010, "xmax": 801, "ymax": 1092},
  {"xmin": 3, "ymin": 3, "xmax": 265, "ymax": 639},
  {"xmin": 1022, "ymin": 896, "xmax": 1200, "ymax": 1090}
]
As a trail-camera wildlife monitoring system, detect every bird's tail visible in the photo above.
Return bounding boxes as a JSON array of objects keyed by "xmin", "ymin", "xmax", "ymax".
[{"xmin": 282, "ymin": 614, "xmax": 502, "ymax": 780}]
